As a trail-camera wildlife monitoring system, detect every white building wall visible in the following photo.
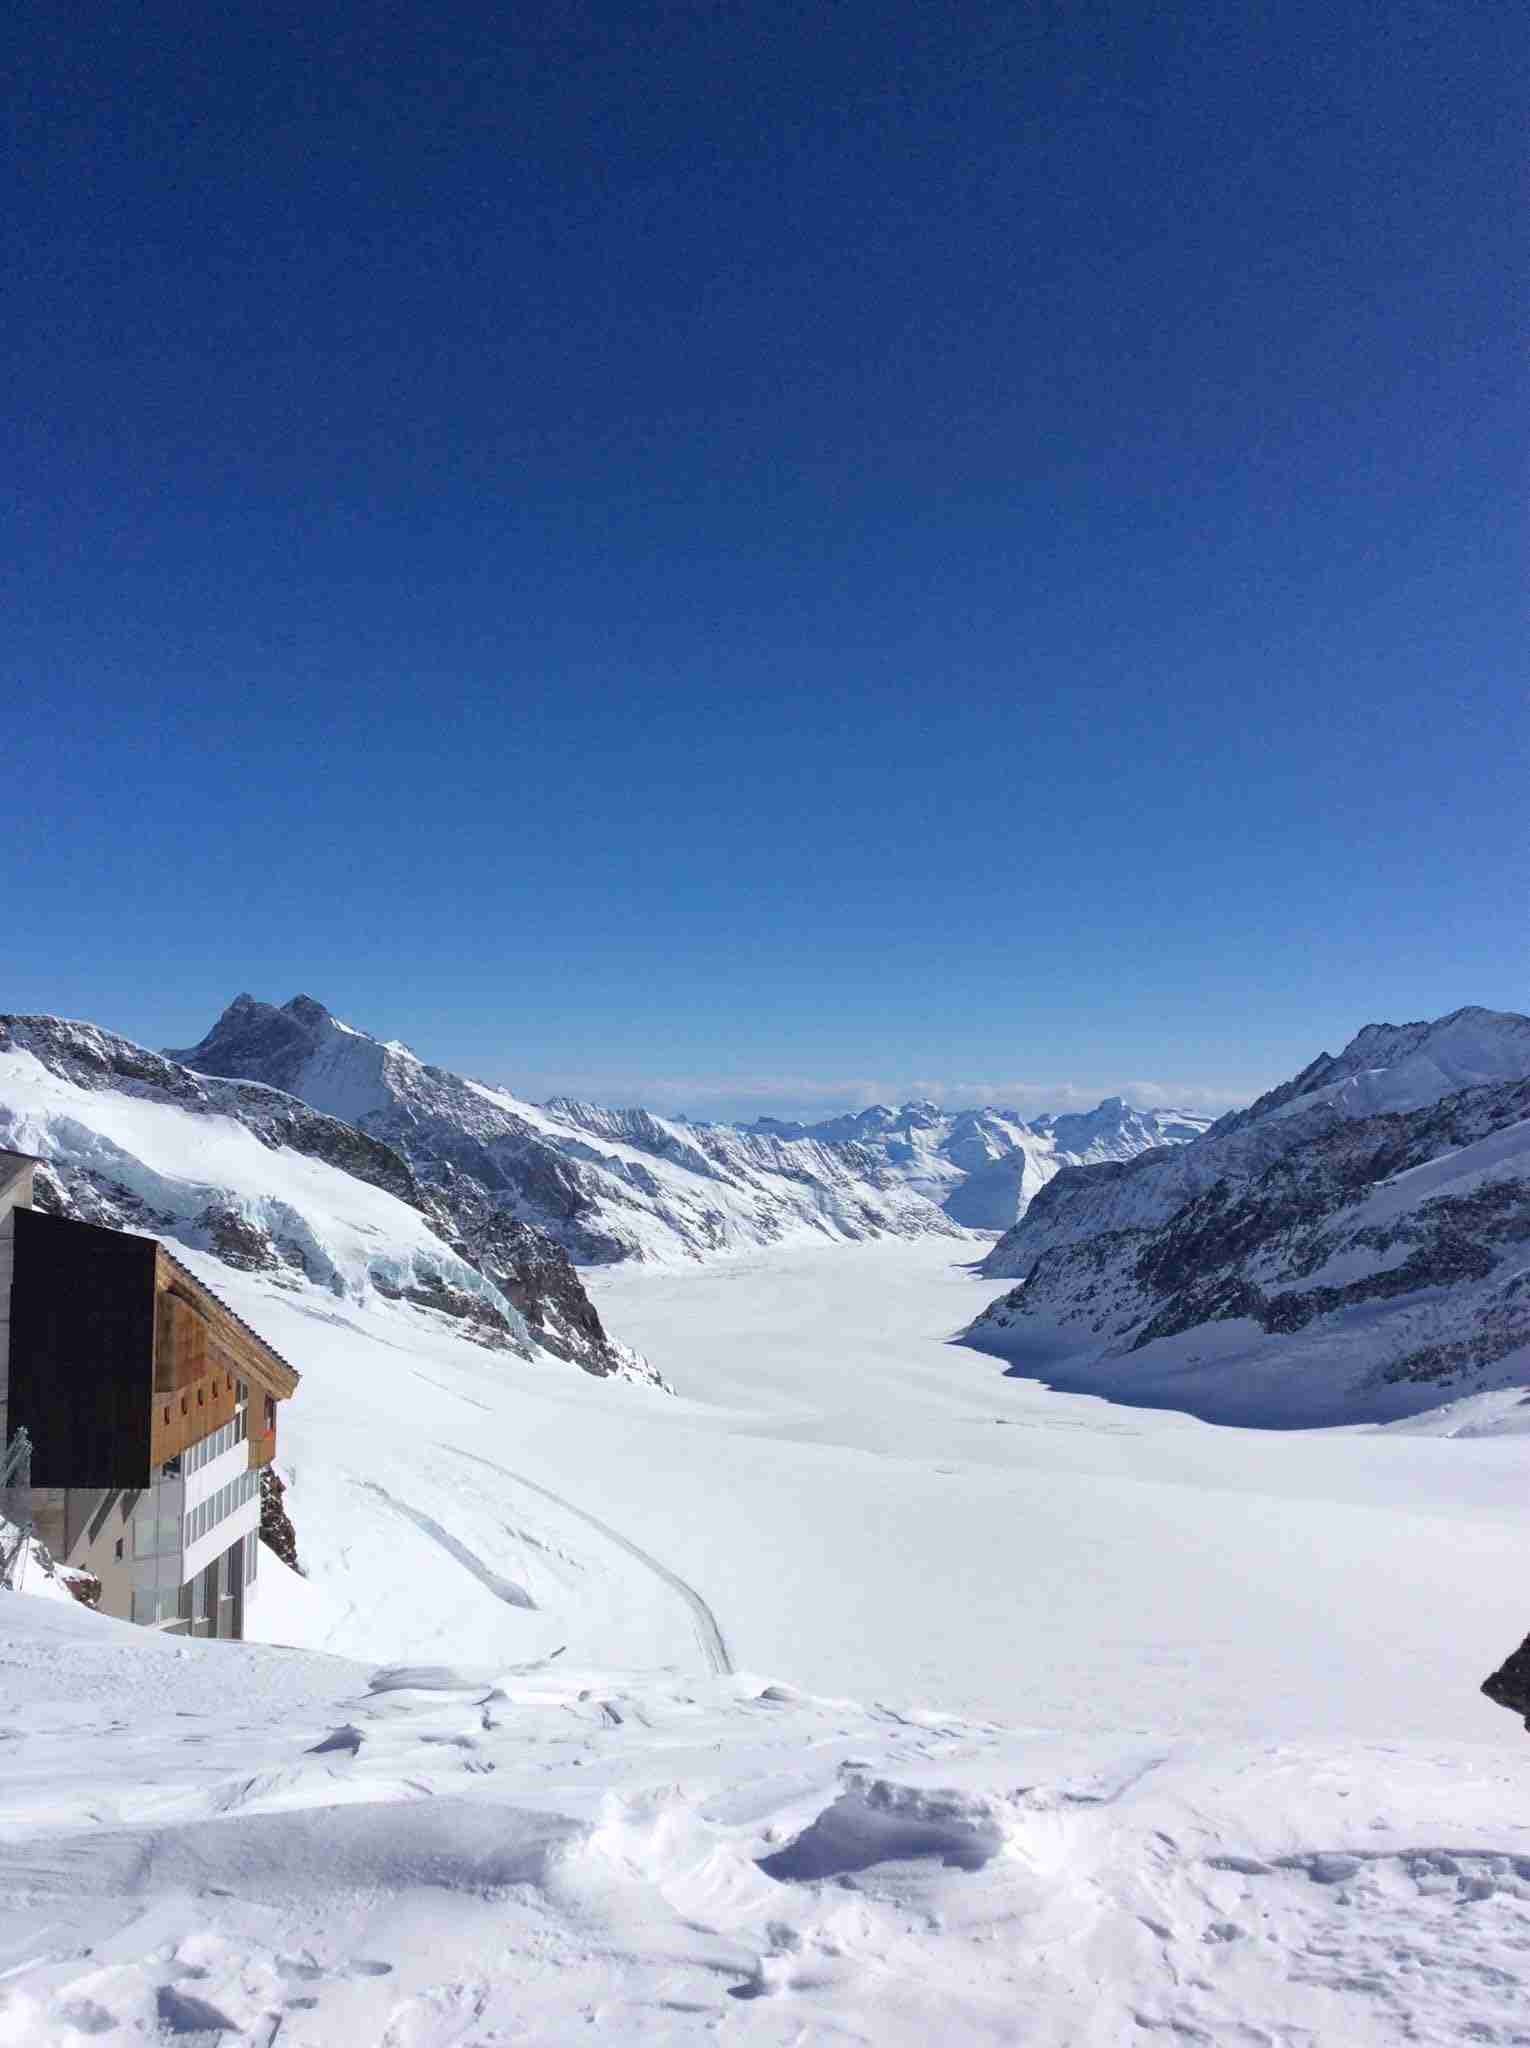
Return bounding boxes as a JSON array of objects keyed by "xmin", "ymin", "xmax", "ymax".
[
  {"xmin": 184, "ymin": 1436, "xmax": 250, "ymax": 1514},
  {"xmin": 182, "ymin": 1491, "xmax": 259, "ymax": 1585}
]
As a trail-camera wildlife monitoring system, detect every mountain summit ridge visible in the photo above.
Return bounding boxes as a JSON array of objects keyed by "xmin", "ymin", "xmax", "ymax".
[
  {"xmin": 740, "ymin": 1096, "xmax": 1214, "ymax": 1230},
  {"xmin": 966, "ymin": 1003, "xmax": 1530, "ymax": 1427},
  {"xmin": 169, "ymin": 994, "xmax": 970, "ymax": 1262}
]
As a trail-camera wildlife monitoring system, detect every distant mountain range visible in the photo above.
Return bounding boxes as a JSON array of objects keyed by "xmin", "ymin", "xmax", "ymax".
[
  {"xmin": 4, "ymin": 991, "xmax": 1526, "ymax": 1430},
  {"xmin": 744, "ymin": 1100, "xmax": 1214, "ymax": 1229},
  {"xmin": 964, "ymin": 1006, "xmax": 1530, "ymax": 1427},
  {"xmin": 0, "ymin": 994, "xmax": 1214, "ymax": 1397},
  {"xmin": 168, "ymin": 996, "xmax": 964, "ymax": 1263},
  {"xmin": 169, "ymin": 996, "xmax": 1211, "ymax": 1255}
]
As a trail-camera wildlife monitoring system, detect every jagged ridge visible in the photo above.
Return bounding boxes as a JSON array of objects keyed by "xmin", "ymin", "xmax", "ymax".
[
  {"xmin": 965, "ymin": 1007, "xmax": 1530, "ymax": 1427},
  {"xmin": 742, "ymin": 1097, "xmax": 1213, "ymax": 1230},
  {"xmin": 170, "ymin": 995, "xmax": 969, "ymax": 1262}
]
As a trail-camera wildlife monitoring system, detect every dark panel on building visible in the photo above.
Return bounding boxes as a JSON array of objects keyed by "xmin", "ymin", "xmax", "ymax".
[{"xmin": 8, "ymin": 1209, "xmax": 157, "ymax": 1486}]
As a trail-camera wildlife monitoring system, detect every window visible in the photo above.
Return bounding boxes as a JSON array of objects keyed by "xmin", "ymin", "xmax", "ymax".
[{"xmin": 115, "ymin": 1538, "xmax": 124, "ymax": 1560}]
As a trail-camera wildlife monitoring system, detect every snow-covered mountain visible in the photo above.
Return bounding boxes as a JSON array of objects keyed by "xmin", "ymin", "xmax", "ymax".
[
  {"xmin": 169, "ymin": 994, "xmax": 967, "ymax": 1262},
  {"xmin": 965, "ymin": 1006, "xmax": 1530, "ymax": 1425},
  {"xmin": 746, "ymin": 1097, "xmax": 1213, "ymax": 1229},
  {"xmin": 0, "ymin": 1014, "xmax": 652, "ymax": 1382}
]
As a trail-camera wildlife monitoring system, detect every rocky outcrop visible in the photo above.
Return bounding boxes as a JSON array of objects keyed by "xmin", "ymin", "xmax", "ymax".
[
  {"xmin": 1483, "ymin": 1633, "xmax": 1530, "ymax": 1731},
  {"xmin": 260, "ymin": 1467, "xmax": 301, "ymax": 1574},
  {"xmin": 965, "ymin": 1008, "xmax": 1530, "ymax": 1427},
  {"xmin": 981, "ymin": 1007, "xmax": 1530, "ymax": 1282}
]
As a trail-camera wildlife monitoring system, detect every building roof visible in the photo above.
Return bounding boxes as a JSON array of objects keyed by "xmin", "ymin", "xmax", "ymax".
[{"xmin": 157, "ymin": 1241, "xmax": 301, "ymax": 1396}]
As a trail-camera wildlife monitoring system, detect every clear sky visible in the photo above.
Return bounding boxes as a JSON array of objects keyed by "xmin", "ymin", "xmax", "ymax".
[{"xmin": 8, "ymin": 1, "xmax": 1525, "ymax": 1121}]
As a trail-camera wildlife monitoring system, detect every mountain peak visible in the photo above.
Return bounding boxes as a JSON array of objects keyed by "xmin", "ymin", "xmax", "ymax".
[
  {"xmin": 1217, "ymin": 1004, "xmax": 1530, "ymax": 1137},
  {"xmin": 283, "ymin": 993, "xmax": 336, "ymax": 1029}
]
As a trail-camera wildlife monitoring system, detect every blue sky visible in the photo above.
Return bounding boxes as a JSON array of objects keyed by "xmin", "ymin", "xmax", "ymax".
[{"xmin": 7, "ymin": 1, "xmax": 1524, "ymax": 1120}]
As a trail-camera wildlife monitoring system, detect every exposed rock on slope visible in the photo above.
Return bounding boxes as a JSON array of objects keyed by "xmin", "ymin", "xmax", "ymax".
[
  {"xmin": 1482, "ymin": 1632, "xmax": 1530, "ymax": 1731},
  {"xmin": 170, "ymin": 995, "xmax": 966, "ymax": 1262},
  {"xmin": 744, "ymin": 1098, "xmax": 1212, "ymax": 1230},
  {"xmin": 0, "ymin": 1014, "xmax": 643, "ymax": 1381},
  {"xmin": 965, "ymin": 1008, "xmax": 1530, "ymax": 1426},
  {"xmin": 259, "ymin": 1467, "xmax": 302, "ymax": 1575}
]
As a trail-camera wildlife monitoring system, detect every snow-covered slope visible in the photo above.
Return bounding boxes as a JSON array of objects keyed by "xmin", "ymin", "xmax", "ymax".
[
  {"xmin": 8, "ymin": 1590, "xmax": 1530, "ymax": 2048},
  {"xmin": 5, "ymin": 1235, "xmax": 1530, "ymax": 2046},
  {"xmin": 0, "ymin": 1014, "xmax": 652, "ymax": 1381},
  {"xmin": 170, "ymin": 994, "xmax": 967, "ymax": 1262},
  {"xmin": 746, "ymin": 1097, "xmax": 1213, "ymax": 1229},
  {"xmin": 967, "ymin": 1007, "xmax": 1530, "ymax": 1425}
]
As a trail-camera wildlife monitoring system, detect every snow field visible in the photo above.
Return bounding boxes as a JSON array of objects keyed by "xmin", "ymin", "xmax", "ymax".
[
  {"xmin": 3, "ymin": 1598, "xmax": 1529, "ymax": 2045},
  {"xmin": 3, "ymin": 1234, "xmax": 1530, "ymax": 2041}
]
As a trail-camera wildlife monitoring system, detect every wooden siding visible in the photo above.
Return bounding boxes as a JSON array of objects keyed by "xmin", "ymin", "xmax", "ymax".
[
  {"xmin": 149, "ymin": 1360, "xmax": 242, "ymax": 1468},
  {"xmin": 7, "ymin": 1209, "xmax": 158, "ymax": 1487},
  {"xmin": 154, "ymin": 1290, "xmax": 210, "ymax": 1392}
]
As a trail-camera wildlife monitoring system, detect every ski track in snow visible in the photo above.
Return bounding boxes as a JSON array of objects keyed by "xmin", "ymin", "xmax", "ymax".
[
  {"xmin": 442, "ymin": 1443, "xmax": 735, "ymax": 1676},
  {"xmin": 355, "ymin": 1480, "xmax": 537, "ymax": 1611}
]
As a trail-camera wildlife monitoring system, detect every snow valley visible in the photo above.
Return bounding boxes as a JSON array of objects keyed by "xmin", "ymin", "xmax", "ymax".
[{"xmin": 1, "ymin": 999, "xmax": 1529, "ymax": 2045}]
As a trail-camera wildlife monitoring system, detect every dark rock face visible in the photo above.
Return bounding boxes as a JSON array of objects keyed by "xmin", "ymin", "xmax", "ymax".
[
  {"xmin": 968, "ymin": 1054, "xmax": 1530, "ymax": 1422},
  {"xmin": 197, "ymin": 1204, "xmax": 285, "ymax": 1273},
  {"xmin": 31, "ymin": 1159, "xmax": 175, "ymax": 1236},
  {"xmin": 260, "ymin": 1467, "xmax": 301, "ymax": 1574},
  {"xmin": 1482, "ymin": 1634, "xmax": 1530, "ymax": 1730},
  {"xmin": 428, "ymin": 1166, "xmax": 617, "ymax": 1364}
]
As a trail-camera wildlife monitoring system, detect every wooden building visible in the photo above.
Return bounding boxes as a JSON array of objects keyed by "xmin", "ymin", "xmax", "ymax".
[{"xmin": 0, "ymin": 1149, "xmax": 299, "ymax": 1638}]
